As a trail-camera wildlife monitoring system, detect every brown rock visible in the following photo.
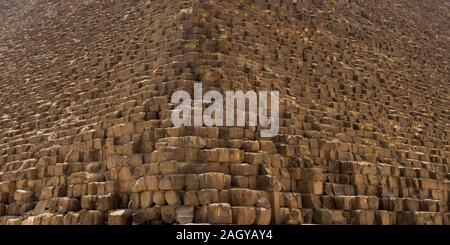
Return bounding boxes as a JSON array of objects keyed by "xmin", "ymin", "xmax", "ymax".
[{"xmin": 208, "ymin": 203, "xmax": 232, "ymax": 224}]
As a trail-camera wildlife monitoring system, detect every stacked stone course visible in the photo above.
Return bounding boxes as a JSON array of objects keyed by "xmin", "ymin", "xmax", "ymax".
[{"xmin": 0, "ymin": 0, "xmax": 449, "ymax": 225}]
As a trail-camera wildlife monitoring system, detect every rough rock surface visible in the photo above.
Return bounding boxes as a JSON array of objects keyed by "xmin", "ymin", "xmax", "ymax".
[{"xmin": 0, "ymin": 0, "xmax": 449, "ymax": 225}]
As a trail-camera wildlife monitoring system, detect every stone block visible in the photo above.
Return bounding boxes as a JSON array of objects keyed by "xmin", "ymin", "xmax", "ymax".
[
  {"xmin": 255, "ymin": 207, "xmax": 271, "ymax": 225},
  {"xmin": 183, "ymin": 191, "xmax": 199, "ymax": 206},
  {"xmin": 199, "ymin": 172, "xmax": 228, "ymax": 189},
  {"xmin": 298, "ymin": 181, "xmax": 323, "ymax": 194},
  {"xmin": 132, "ymin": 207, "xmax": 161, "ymax": 224},
  {"xmin": 14, "ymin": 190, "xmax": 34, "ymax": 203},
  {"xmin": 81, "ymin": 195, "xmax": 97, "ymax": 210},
  {"xmin": 80, "ymin": 210, "xmax": 104, "ymax": 225},
  {"xmin": 229, "ymin": 188, "xmax": 258, "ymax": 206},
  {"xmin": 176, "ymin": 206, "xmax": 195, "ymax": 224},
  {"xmin": 198, "ymin": 189, "xmax": 219, "ymax": 205},
  {"xmin": 96, "ymin": 194, "xmax": 117, "ymax": 211},
  {"xmin": 232, "ymin": 206, "xmax": 256, "ymax": 225},
  {"xmin": 165, "ymin": 191, "xmax": 182, "ymax": 205},
  {"xmin": 159, "ymin": 174, "xmax": 185, "ymax": 190},
  {"xmin": 185, "ymin": 174, "xmax": 199, "ymax": 190},
  {"xmin": 140, "ymin": 191, "xmax": 153, "ymax": 208},
  {"xmin": 57, "ymin": 197, "xmax": 81, "ymax": 213},
  {"xmin": 108, "ymin": 209, "xmax": 131, "ymax": 225},
  {"xmin": 208, "ymin": 203, "xmax": 232, "ymax": 224},
  {"xmin": 287, "ymin": 208, "xmax": 303, "ymax": 225},
  {"xmin": 161, "ymin": 205, "xmax": 177, "ymax": 223}
]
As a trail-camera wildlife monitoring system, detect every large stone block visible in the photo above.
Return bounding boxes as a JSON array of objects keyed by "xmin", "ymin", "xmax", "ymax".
[
  {"xmin": 14, "ymin": 190, "xmax": 34, "ymax": 204},
  {"xmin": 229, "ymin": 188, "xmax": 258, "ymax": 206},
  {"xmin": 161, "ymin": 205, "xmax": 177, "ymax": 223},
  {"xmin": 208, "ymin": 203, "xmax": 232, "ymax": 224},
  {"xmin": 96, "ymin": 194, "xmax": 117, "ymax": 211},
  {"xmin": 159, "ymin": 174, "xmax": 185, "ymax": 190},
  {"xmin": 176, "ymin": 206, "xmax": 194, "ymax": 224},
  {"xmin": 232, "ymin": 207, "xmax": 256, "ymax": 225},
  {"xmin": 198, "ymin": 172, "xmax": 228, "ymax": 189},
  {"xmin": 198, "ymin": 189, "xmax": 219, "ymax": 205},
  {"xmin": 80, "ymin": 210, "xmax": 104, "ymax": 225},
  {"xmin": 298, "ymin": 181, "xmax": 323, "ymax": 194},
  {"xmin": 132, "ymin": 207, "xmax": 161, "ymax": 224},
  {"xmin": 108, "ymin": 209, "xmax": 131, "ymax": 225},
  {"xmin": 81, "ymin": 195, "xmax": 97, "ymax": 210},
  {"xmin": 255, "ymin": 207, "xmax": 271, "ymax": 225},
  {"xmin": 57, "ymin": 197, "xmax": 81, "ymax": 213}
]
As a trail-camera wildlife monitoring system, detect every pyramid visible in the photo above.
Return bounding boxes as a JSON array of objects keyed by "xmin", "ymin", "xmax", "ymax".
[{"xmin": 0, "ymin": 0, "xmax": 449, "ymax": 225}]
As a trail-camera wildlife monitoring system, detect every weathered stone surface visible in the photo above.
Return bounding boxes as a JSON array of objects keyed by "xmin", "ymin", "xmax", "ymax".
[
  {"xmin": 232, "ymin": 207, "xmax": 256, "ymax": 225},
  {"xmin": 175, "ymin": 206, "xmax": 195, "ymax": 224},
  {"xmin": 161, "ymin": 205, "xmax": 177, "ymax": 224},
  {"xmin": 108, "ymin": 209, "xmax": 131, "ymax": 225},
  {"xmin": 0, "ymin": 0, "xmax": 448, "ymax": 226},
  {"xmin": 79, "ymin": 210, "xmax": 104, "ymax": 225},
  {"xmin": 255, "ymin": 207, "xmax": 272, "ymax": 225},
  {"xmin": 131, "ymin": 207, "xmax": 161, "ymax": 224},
  {"xmin": 198, "ymin": 173, "xmax": 228, "ymax": 189},
  {"xmin": 208, "ymin": 203, "xmax": 232, "ymax": 224}
]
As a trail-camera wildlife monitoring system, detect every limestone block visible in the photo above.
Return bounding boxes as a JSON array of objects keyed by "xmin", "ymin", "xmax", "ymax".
[
  {"xmin": 0, "ymin": 192, "xmax": 8, "ymax": 203},
  {"xmin": 298, "ymin": 181, "xmax": 323, "ymax": 194},
  {"xmin": 301, "ymin": 168, "xmax": 324, "ymax": 181},
  {"xmin": 335, "ymin": 196, "xmax": 354, "ymax": 210},
  {"xmin": 244, "ymin": 152, "xmax": 263, "ymax": 164},
  {"xmin": 161, "ymin": 205, "xmax": 176, "ymax": 223},
  {"xmin": 131, "ymin": 177, "xmax": 147, "ymax": 192},
  {"xmin": 229, "ymin": 149, "xmax": 244, "ymax": 163},
  {"xmin": 108, "ymin": 209, "xmax": 131, "ymax": 225},
  {"xmin": 232, "ymin": 206, "xmax": 256, "ymax": 225},
  {"xmin": 144, "ymin": 176, "xmax": 159, "ymax": 190},
  {"xmin": 0, "ymin": 204, "xmax": 5, "ymax": 216},
  {"xmin": 229, "ymin": 188, "xmax": 258, "ymax": 206},
  {"xmin": 231, "ymin": 176, "xmax": 248, "ymax": 188},
  {"xmin": 313, "ymin": 209, "xmax": 333, "ymax": 224},
  {"xmin": 14, "ymin": 190, "xmax": 34, "ymax": 203},
  {"xmin": 159, "ymin": 174, "xmax": 185, "ymax": 190},
  {"xmin": 81, "ymin": 195, "xmax": 97, "ymax": 210},
  {"xmin": 96, "ymin": 194, "xmax": 117, "ymax": 211},
  {"xmin": 183, "ymin": 191, "xmax": 199, "ymax": 206},
  {"xmin": 208, "ymin": 203, "xmax": 232, "ymax": 224},
  {"xmin": 302, "ymin": 194, "xmax": 321, "ymax": 209},
  {"xmin": 376, "ymin": 210, "xmax": 391, "ymax": 225},
  {"xmin": 179, "ymin": 136, "xmax": 206, "ymax": 149},
  {"xmin": 165, "ymin": 191, "xmax": 182, "ymax": 205},
  {"xmin": 118, "ymin": 167, "xmax": 133, "ymax": 181},
  {"xmin": 176, "ymin": 206, "xmax": 194, "ymax": 224},
  {"xmin": 130, "ymin": 193, "xmax": 140, "ymax": 209},
  {"xmin": 140, "ymin": 191, "xmax": 153, "ymax": 208},
  {"xmin": 198, "ymin": 189, "xmax": 219, "ymax": 205},
  {"xmin": 49, "ymin": 214, "xmax": 64, "ymax": 225},
  {"xmin": 185, "ymin": 174, "xmax": 199, "ymax": 190},
  {"xmin": 287, "ymin": 208, "xmax": 303, "ymax": 225},
  {"xmin": 57, "ymin": 197, "xmax": 81, "ymax": 213},
  {"xmin": 80, "ymin": 210, "xmax": 104, "ymax": 225},
  {"xmin": 198, "ymin": 172, "xmax": 228, "ymax": 189},
  {"xmin": 255, "ymin": 207, "xmax": 271, "ymax": 225},
  {"xmin": 199, "ymin": 149, "xmax": 218, "ymax": 162},
  {"xmin": 216, "ymin": 148, "xmax": 230, "ymax": 162},
  {"xmin": 259, "ymin": 140, "xmax": 277, "ymax": 153},
  {"xmin": 153, "ymin": 191, "xmax": 166, "ymax": 205},
  {"xmin": 243, "ymin": 141, "xmax": 260, "ymax": 152},
  {"xmin": 354, "ymin": 196, "xmax": 369, "ymax": 210},
  {"xmin": 230, "ymin": 164, "xmax": 258, "ymax": 176},
  {"xmin": 131, "ymin": 207, "xmax": 161, "ymax": 224}
]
